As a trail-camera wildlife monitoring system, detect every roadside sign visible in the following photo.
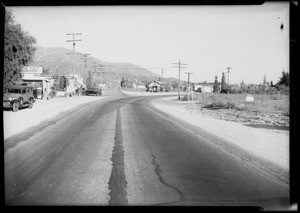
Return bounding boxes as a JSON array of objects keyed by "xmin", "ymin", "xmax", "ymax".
[
  {"xmin": 22, "ymin": 66, "xmax": 43, "ymax": 75},
  {"xmin": 245, "ymin": 94, "xmax": 254, "ymax": 104}
]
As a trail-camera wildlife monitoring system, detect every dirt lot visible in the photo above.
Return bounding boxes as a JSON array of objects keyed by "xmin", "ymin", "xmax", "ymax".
[{"xmin": 185, "ymin": 103, "xmax": 289, "ymax": 128}]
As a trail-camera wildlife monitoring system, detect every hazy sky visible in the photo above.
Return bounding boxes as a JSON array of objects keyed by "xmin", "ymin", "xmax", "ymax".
[{"xmin": 9, "ymin": 3, "xmax": 289, "ymax": 84}]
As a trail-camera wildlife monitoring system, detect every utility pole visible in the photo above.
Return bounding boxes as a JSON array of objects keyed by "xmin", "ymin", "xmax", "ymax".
[
  {"xmin": 184, "ymin": 72, "xmax": 194, "ymax": 102},
  {"xmin": 161, "ymin": 68, "xmax": 164, "ymax": 79},
  {"xmin": 81, "ymin": 53, "xmax": 90, "ymax": 73},
  {"xmin": 66, "ymin": 33, "xmax": 82, "ymax": 76},
  {"xmin": 227, "ymin": 67, "xmax": 231, "ymax": 84},
  {"xmin": 172, "ymin": 60, "xmax": 187, "ymax": 100},
  {"xmin": 185, "ymin": 72, "xmax": 194, "ymax": 84}
]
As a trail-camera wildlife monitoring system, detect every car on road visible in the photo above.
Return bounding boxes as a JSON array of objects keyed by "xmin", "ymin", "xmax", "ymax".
[
  {"xmin": 3, "ymin": 85, "xmax": 35, "ymax": 112},
  {"xmin": 85, "ymin": 88, "xmax": 102, "ymax": 96}
]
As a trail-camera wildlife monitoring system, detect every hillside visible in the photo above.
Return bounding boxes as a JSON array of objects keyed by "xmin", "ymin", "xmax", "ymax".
[{"xmin": 29, "ymin": 46, "xmax": 161, "ymax": 82}]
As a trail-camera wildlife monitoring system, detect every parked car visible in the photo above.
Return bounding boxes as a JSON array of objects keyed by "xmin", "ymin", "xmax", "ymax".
[
  {"xmin": 195, "ymin": 87, "xmax": 202, "ymax": 92},
  {"xmin": 3, "ymin": 85, "xmax": 35, "ymax": 112},
  {"xmin": 85, "ymin": 88, "xmax": 102, "ymax": 96}
]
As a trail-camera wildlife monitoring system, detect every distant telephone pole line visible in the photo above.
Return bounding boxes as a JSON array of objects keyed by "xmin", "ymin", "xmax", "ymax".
[
  {"xmin": 227, "ymin": 67, "xmax": 231, "ymax": 84},
  {"xmin": 172, "ymin": 60, "xmax": 187, "ymax": 100},
  {"xmin": 66, "ymin": 33, "xmax": 81, "ymax": 76}
]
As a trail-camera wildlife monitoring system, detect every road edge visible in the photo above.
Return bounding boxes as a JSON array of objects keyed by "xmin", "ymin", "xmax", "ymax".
[{"xmin": 147, "ymin": 97, "xmax": 289, "ymax": 185}]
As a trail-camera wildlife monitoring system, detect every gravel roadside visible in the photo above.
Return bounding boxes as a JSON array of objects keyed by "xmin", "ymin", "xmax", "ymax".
[{"xmin": 3, "ymin": 95, "xmax": 106, "ymax": 139}]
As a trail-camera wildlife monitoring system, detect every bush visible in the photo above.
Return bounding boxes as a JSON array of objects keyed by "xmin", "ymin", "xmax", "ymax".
[
  {"xmin": 276, "ymin": 84, "xmax": 289, "ymax": 95},
  {"xmin": 266, "ymin": 87, "xmax": 279, "ymax": 95}
]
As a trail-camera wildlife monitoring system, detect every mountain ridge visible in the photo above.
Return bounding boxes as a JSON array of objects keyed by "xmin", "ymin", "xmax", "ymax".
[{"xmin": 29, "ymin": 46, "xmax": 162, "ymax": 82}]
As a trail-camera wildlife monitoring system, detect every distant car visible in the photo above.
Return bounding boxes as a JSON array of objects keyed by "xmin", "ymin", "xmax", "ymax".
[
  {"xmin": 195, "ymin": 88, "xmax": 202, "ymax": 92},
  {"xmin": 3, "ymin": 85, "xmax": 35, "ymax": 112},
  {"xmin": 85, "ymin": 88, "xmax": 102, "ymax": 96}
]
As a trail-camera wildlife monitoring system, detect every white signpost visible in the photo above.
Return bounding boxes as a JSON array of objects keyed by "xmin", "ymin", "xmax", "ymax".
[{"xmin": 245, "ymin": 94, "xmax": 255, "ymax": 105}]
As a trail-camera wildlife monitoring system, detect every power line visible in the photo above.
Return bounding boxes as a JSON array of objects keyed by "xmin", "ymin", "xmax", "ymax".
[{"xmin": 202, "ymin": 29, "xmax": 282, "ymax": 67}]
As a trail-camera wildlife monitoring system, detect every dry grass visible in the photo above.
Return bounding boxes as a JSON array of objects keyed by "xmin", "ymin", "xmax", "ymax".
[{"xmin": 190, "ymin": 93, "xmax": 289, "ymax": 115}]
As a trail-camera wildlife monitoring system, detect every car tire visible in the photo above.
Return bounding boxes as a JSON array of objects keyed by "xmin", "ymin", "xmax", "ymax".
[
  {"xmin": 12, "ymin": 101, "xmax": 19, "ymax": 112},
  {"xmin": 19, "ymin": 98, "xmax": 24, "ymax": 107}
]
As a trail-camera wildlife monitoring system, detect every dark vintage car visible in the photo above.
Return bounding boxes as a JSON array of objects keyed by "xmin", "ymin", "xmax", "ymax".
[
  {"xmin": 3, "ymin": 85, "xmax": 35, "ymax": 112},
  {"xmin": 85, "ymin": 88, "xmax": 102, "ymax": 96}
]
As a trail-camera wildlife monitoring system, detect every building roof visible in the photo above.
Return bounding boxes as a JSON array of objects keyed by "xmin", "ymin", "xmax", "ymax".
[
  {"xmin": 22, "ymin": 75, "xmax": 50, "ymax": 82},
  {"xmin": 155, "ymin": 80, "xmax": 167, "ymax": 85}
]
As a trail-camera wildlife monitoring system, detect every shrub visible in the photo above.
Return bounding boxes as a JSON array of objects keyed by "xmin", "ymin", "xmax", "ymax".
[
  {"xmin": 276, "ymin": 84, "xmax": 289, "ymax": 95},
  {"xmin": 266, "ymin": 87, "xmax": 279, "ymax": 95}
]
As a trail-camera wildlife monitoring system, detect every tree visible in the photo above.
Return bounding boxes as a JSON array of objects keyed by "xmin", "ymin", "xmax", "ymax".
[
  {"xmin": 221, "ymin": 72, "xmax": 226, "ymax": 91},
  {"xmin": 4, "ymin": 9, "xmax": 37, "ymax": 86},
  {"xmin": 277, "ymin": 71, "xmax": 289, "ymax": 87},
  {"xmin": 53, "ymin": 75, "xmax": 69, "ymax": 91},
  {"xmin": 120, "ymin": 77, "xmax": 125, "ymax": 88},
  {"xmin": 213, "ymin": 76, "xmax": 220, "ymax": 93},
  {"xmin": 86, "ymin": 70, "xmax": 97, "ymax": 88}
]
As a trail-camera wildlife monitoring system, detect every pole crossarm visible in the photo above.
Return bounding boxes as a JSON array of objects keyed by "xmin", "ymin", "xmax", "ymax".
[
  {"xmin": 66, "ymin": 33, "xmax": 82, "ymax": 35},
  {"xmin": 66, "ymin": 40, "xmax": 82, "ymax": 42}
]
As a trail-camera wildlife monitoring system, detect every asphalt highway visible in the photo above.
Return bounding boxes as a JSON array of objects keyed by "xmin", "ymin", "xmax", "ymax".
[{"xmin": 4, "ymin": 91, "xmax": 289, "ymax": 209}]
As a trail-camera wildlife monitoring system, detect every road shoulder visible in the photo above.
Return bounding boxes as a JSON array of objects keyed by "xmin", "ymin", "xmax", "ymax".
[
  {"xmin": 149, "ymin": 96, "xmax": 289, "ymax": 184},
  {"xmin": 4, "ymin": 96, "xmax": 106, "ymax": 140}
]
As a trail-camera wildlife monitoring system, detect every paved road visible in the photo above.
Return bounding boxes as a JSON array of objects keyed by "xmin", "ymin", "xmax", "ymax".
[{"xmin": 4, "ymin": 91, "xmax": 289, "ymax": 209}]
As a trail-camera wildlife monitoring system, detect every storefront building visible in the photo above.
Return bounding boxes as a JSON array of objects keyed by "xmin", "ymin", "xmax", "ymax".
[{"xmin": 21, "ymin": 66, "xmax": 51, "ymax": 99}]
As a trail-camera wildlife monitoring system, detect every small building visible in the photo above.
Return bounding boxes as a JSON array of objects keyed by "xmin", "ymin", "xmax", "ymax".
[
  {"xmin": 148, "ymin": 80, "xmax": 168, "ymax": 92},
  {"xmin": 21, "ymin": 66, "xmax": 51, "ymax": 99},
  {"xmin": 194, "ymin": 83, "xmax": 215, "ymax": 92}
]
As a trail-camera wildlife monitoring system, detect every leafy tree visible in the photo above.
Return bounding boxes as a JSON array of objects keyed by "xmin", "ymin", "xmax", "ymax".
[
  {"xmin": 171, "ymin": 81, "xmax": 178, "ymax": 89},
  {"xmin": 86, "ymin": 70, "xmax": 98, "ymax": 88},
  {"xmin": 4, "ymin": 9, "xmax": 37, "ymax": 86},
  {"xmin": 53, "ymin": 75, "xmax": 69, "ymax": 91},
  {"xmin": 277, "ymin": 71, "xmax": 289, "ymax": 87}
]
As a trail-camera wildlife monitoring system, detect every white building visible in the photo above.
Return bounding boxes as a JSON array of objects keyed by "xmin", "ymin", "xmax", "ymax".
[
  {"xmin": 21, "ymin": 66, "xmax": 51, "ymax": 99},
  {"xmin": 194, "ymin": 83, "xmax": 214, "ymax": 92}
]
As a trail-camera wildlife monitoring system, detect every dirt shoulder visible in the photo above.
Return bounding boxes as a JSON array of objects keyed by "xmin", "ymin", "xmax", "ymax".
[
  {"xmin": 3, "ymin": 95, "xmax": 106, "ymax": 139},
  {"xmin": 150, "ymin": 96, "xmax": 289, "ymax": 171}
]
